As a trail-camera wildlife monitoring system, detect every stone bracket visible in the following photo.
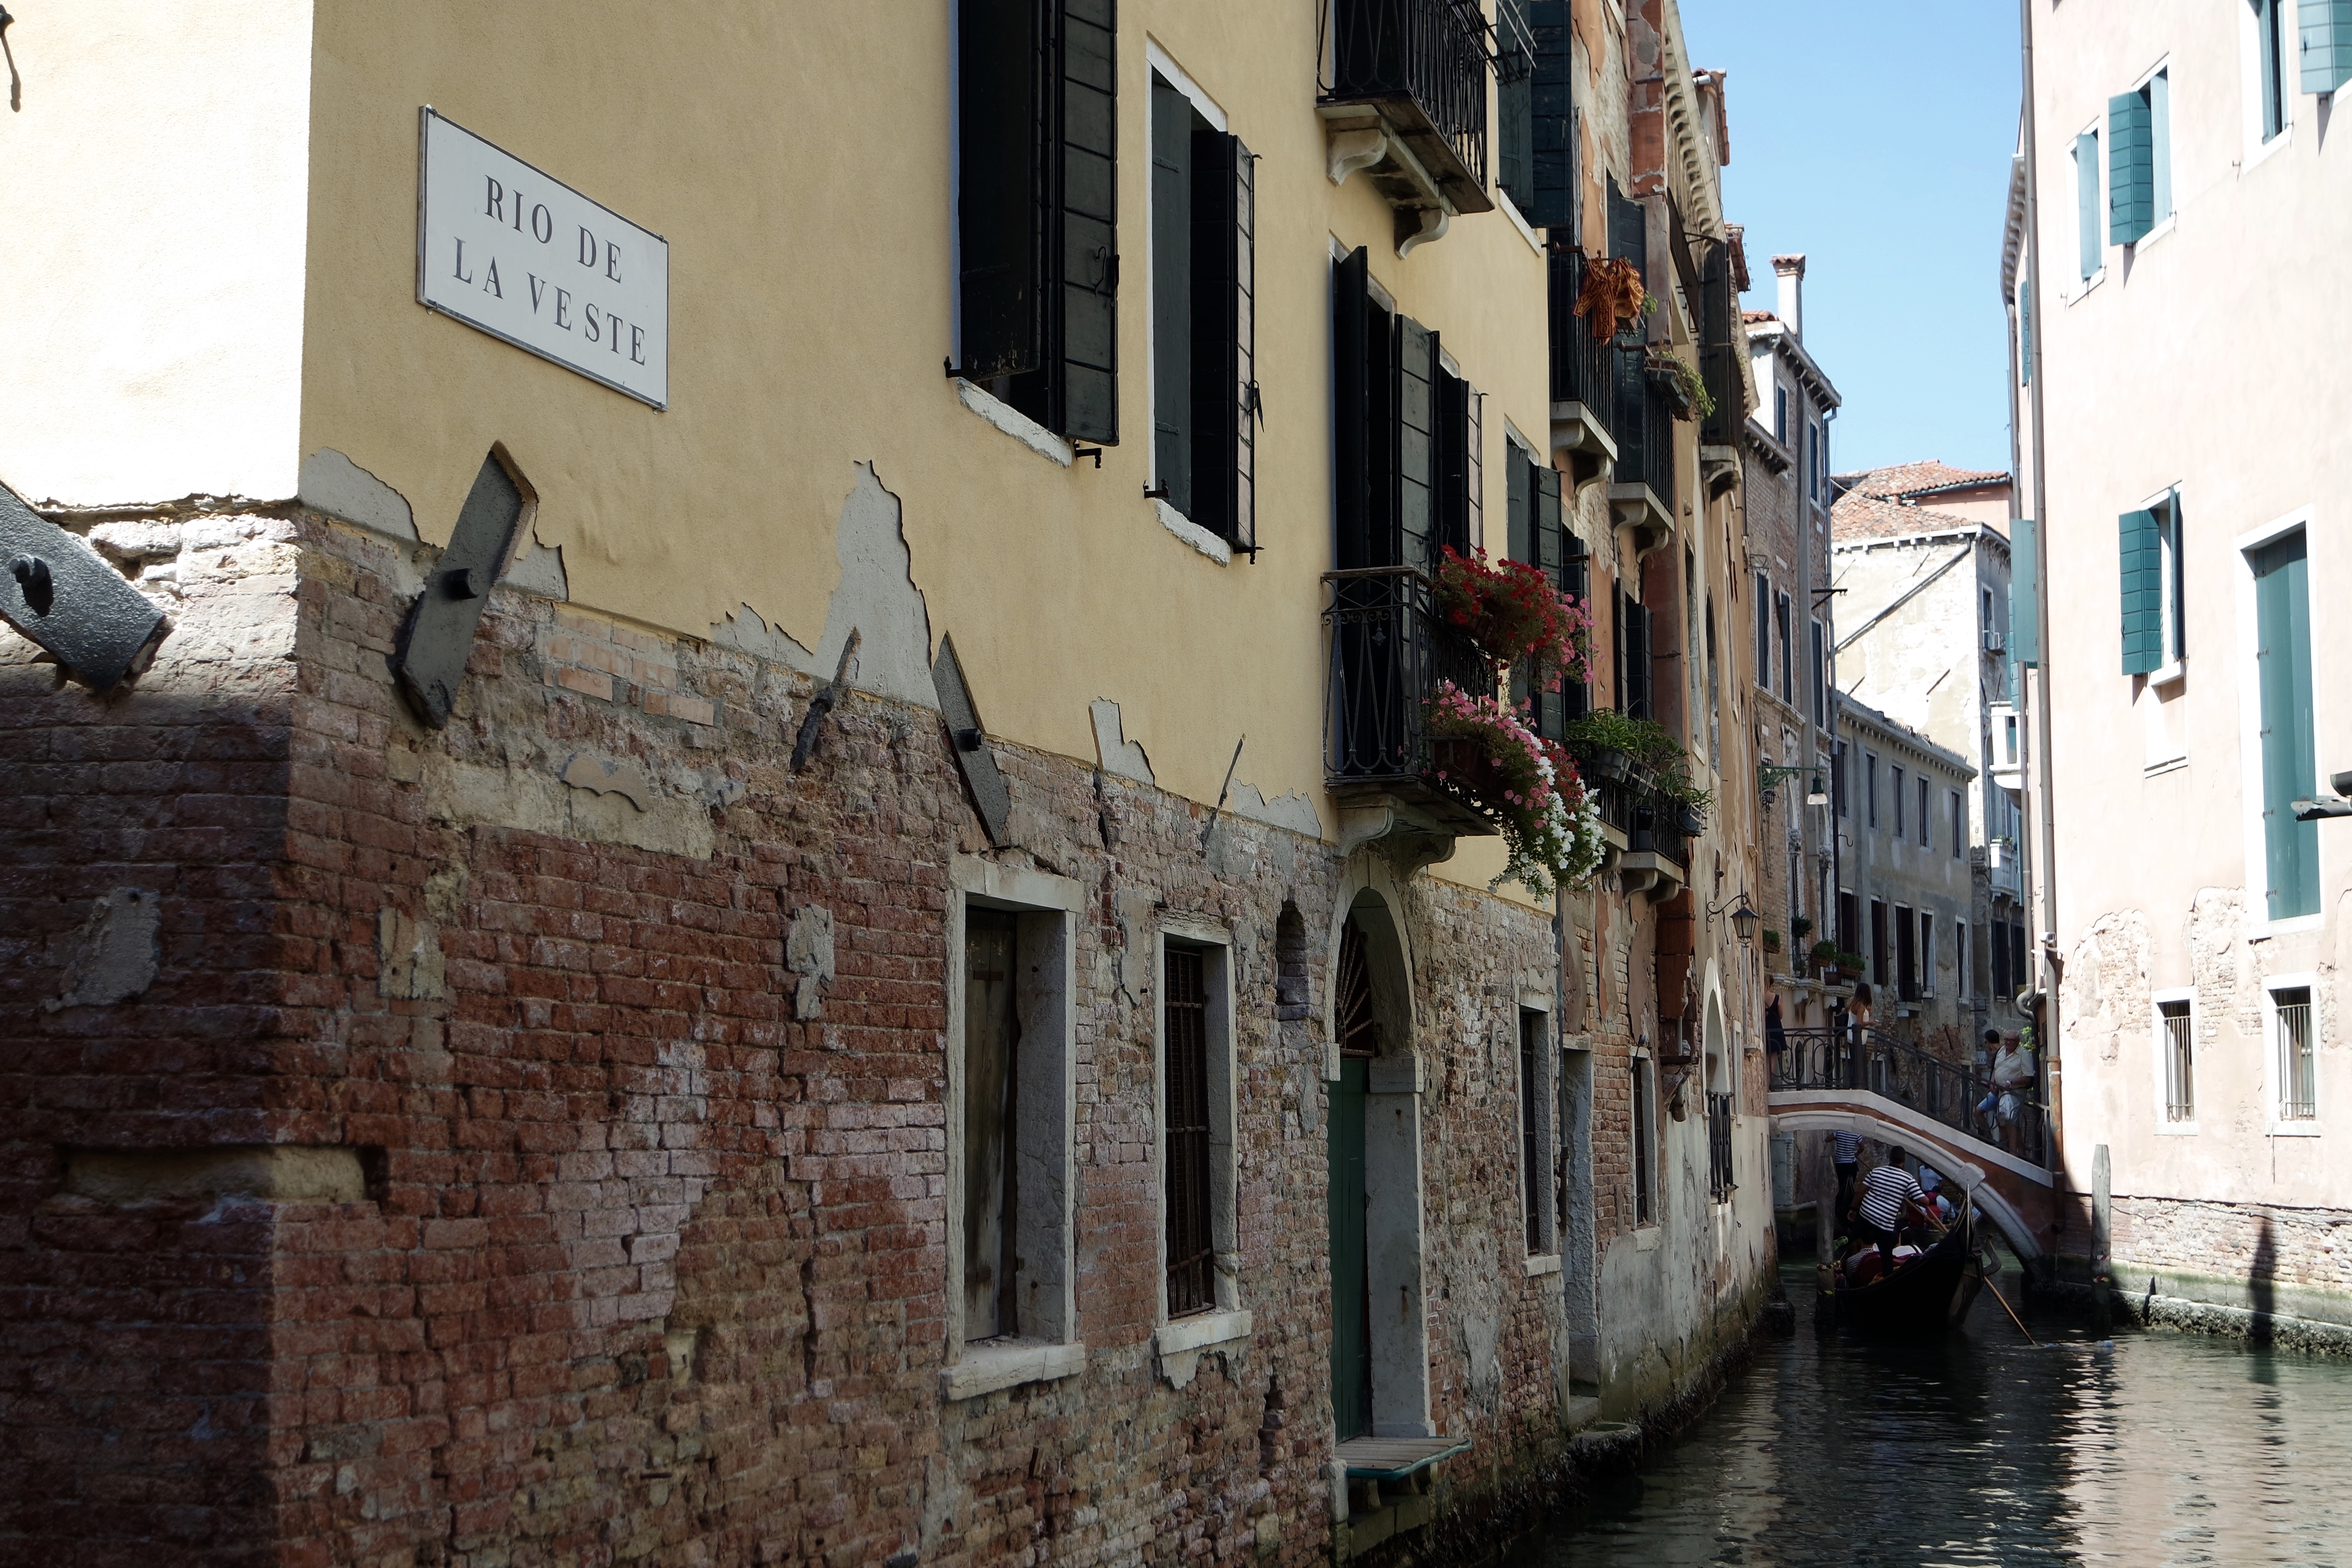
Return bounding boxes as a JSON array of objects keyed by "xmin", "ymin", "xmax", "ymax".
[
  {"xmin": 932, "ymin": 633, "xmax": 1011, "ymax": 844},
  {"xmin": 392, "ymin": 449, "xmax": 531, "ymax": 728},
  {"xmin": 0, "ymin": 480, "xmax": 166, "ymax": 693}
]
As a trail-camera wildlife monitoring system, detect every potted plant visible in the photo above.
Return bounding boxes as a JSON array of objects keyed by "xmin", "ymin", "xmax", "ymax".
[
  {"xmin": 1791, "ymin": 916, "xmax": 1814, "ymax": 944},
  {"xmin": 1809, "ymin": 939, "xmax": 1841, "ymax": 976},
  {"xmin": 1646, "ymin": 351, "xmax": 1715, "ymax": 423},
  {"xmin": 1424, "ymin": 680, "xmax": 1608, "ymax": 899},
  {"xmin": 1560, "ymin": 709, "xmax": 1687, "ymax": 793},
  {"xmin": 1432, "ymin": 547, "xmax": 1595, "ymax": 692},
  {"xmin": 1762, "ymin": 929, "xmax": 1783, "ymax": 954},
  {"xmin": 1836, "ymin": 949, "xmax": 1867, "ymax": 980}
]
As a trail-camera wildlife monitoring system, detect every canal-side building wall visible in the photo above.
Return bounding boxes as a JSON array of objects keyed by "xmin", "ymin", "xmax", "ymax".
[
  {"xmin": 2012, "ymin": 0, "xmax": 2352, "ymax": 1345},
  {"xmin": 0, "ymin": 1, "xmax": 1790, "ymax": 1563}
]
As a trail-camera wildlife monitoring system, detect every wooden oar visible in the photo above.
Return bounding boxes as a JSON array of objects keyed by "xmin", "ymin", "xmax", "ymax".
[{"xmin": 1982, "ymin": 1276, "xmax": 2040, "ymax": 1347}]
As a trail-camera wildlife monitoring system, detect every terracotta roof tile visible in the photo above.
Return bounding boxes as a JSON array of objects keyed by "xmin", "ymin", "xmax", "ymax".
[
  {"xmin": 1834, "ymin": 459, "xmax": 2009, "ymax": 500},
  {"xmin": 1829, "ymin": 491, "xmax": 1981, "ymax": 542},
  {"xmin": 1742, "ymin": 309, "xmax": 1779, "ymax": 325}
]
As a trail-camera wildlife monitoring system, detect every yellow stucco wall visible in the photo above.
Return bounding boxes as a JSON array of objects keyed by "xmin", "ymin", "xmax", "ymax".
[{"xmin": 295, "ymin": 2, "xmax": 1550, "ymax": 897}]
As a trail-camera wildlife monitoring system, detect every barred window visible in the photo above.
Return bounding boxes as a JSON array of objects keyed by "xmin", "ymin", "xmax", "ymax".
[
  {"xmin": 2160, "ymin": 998, "xmax": 2194, "ymax": 1123},
  {"xmin": 1163, "ymin": 946, "xmax": 1215, "ymax": 1315}
]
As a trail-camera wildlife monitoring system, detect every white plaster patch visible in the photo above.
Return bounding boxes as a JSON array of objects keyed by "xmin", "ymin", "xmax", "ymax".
[
  {"xmin": 44, "ymin": 888, "xmax": 159, "ymax": 1011},
  {"xmin": 710, "ymin": 603, "xmax": 816, "ymax": 669},
  {"xmin": 297, "ymin": 449, "xmax": 418, "ymax": 542},
  {"xmin": 377, "ymin": 907, "xmax": 447, "ymax": 1000},
  {"xmin": 787, "ymin": 905, "xmax": 836, "ymax": 1022},
  {"xmin": 814, "ymin": 464, "xmax": 936, "ymax": 709},
  {"xmin": 1225, "ymin": 782, "xmax": 1323, "ymax": 837},
  {"xmin": 503, "ymin": 538, "xmax": 568, "ymax": 599},
  {"xmin": 1090, "ymin": 699, "xmax": 1156, "ymax": 785},
  {"xmin": 560, "ymin": 753, "xmax": 652, "ymax": 812},
  {"xmin": 425, "ymin": 754, "xmax": 713, "ymax": 860}
]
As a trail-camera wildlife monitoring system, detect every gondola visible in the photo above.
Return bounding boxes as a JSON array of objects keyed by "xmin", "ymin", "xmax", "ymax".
[{"xmin": 1828, "ymin": 1204, "xmax": 1994, "ymax": 1336}]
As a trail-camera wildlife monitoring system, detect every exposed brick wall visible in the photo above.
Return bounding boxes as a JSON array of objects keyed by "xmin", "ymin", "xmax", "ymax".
[{"xmin": 2, "ymin": 507, "xmax": 1595, "ymax": 1565}]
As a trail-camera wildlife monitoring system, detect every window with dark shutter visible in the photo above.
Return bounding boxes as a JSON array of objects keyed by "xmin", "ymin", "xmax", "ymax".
[
  {"xmin": 1527, "ymin": 2, "xmax": 1576, "ymax": 230},
  {"xmin": 1164, "ymin": 945, "xmax": 1214, "ymax": 1317},
  {"xmin": 1333, "ymin": 248, "xmax": 1401, "ymax": 570},
  {"xmin": 1191, "ymin": 129, "xmax": 1256, "ymax": 552},
  {"xmin": 1616, "ymin": 588, "xmax": 1652, "ymax": 720},
  {"xmin": 1396, "ymin": 316, "xmax": 1439, "ymax": 573},
  {"xmin": 954, "ymin": 0, "xmax": 1119, "ymax": 444},
  {"xmin": 1507, "ymin": 445, "xmax": 1575, "ymax": 739},
  {"xmin": 1436, "ymin": 369, "xmax": 1476, "ymax": 560},
  {"xmin": 1151, "ymin": 79, "xmax": 1196, "ymax": 514},
  {"xmin": 1494, "ymin": 0, "xmax": 1534, "ymax": 217},
  {"xmin": 1870, "ymin": 900, "xmax": 1889, "ymax": 989}
]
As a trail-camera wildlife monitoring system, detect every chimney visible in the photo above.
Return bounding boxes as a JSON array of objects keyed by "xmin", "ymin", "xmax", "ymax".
[{"xmin": 1773, "ymin": 254, "xmax": 1806, "ymax": 341}]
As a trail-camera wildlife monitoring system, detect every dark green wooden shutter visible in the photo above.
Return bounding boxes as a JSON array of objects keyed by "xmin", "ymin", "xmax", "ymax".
[
  {"xmin": 1528, "ymin": 2, "xmax": 1575, "ymax": 229},
  {"xmin": 2119, "ymin": 508, "xmax": 2162, "ymax": 674},
  {"xmin": 2107, "ymin": 92, "xmax": 2153, "ymax": 245},
  {"xmin": 2075, "ymin": 132, "xmax": 2101, "ymax": 279},
  {"xmin": 1333, "ymin": 248, "xmax": 1375, "ymax": 569},
  {"xmin": 1495, "ymin": 0, "xmax": 1531, "ymax": 213},
  {"xmin": 1435, "ymin": 371, "xmax": 1472, "ymax": 559},
  {"xmin": 1053, "ymin": 0, "xmax": 1118, "ymax": 444},
  {"xmin": 1151, "ymin": 80, "xmax": 1193, "ymax": 516},
  {"xmin": 1608, "ymin": 177, "xmax": 1647, "ymax": 276},
  {"xmin": 2303, "ymin": 0, "xmax": 2352, "ymax": 94},
  {"xmin": 956, "ymin": 0, "xmax": 1045, "ymax": 379},
  {"xmin": 1506, "ymin": 440, "xmax": 1531, "ymax": 565},
  {"xmin": 1697, "ymin": 236, "xmax": 1737, "ymax": 447},
  {"xmin": 1396, "ymin": 317, "xmax": 1437, "ymax": 573},
  {"xmin": 1533, "ymin": 461, "xmax": 1568, "ymax": 739},
  {"xmin": 2018, "ymin": 278, "xmax": 2032, "ymax": 385},
  {"xmin": 2253, "ymin": 532, "xmax": 2318, "ymax": 918},
  {"xmin": 1189, "ymin": 130, "xmax": 1254, "ymax": 551}
]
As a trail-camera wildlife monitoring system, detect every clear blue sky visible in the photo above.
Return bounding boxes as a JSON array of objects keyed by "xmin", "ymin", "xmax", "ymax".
[{"xmin": 1678, "ymin": 1, "xmax": 2022, "ymax": 477}]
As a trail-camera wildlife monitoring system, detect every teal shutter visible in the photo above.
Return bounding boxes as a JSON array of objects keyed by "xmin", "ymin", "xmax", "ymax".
[
  {"xmin": 1528, "ymin": 3, "xmax": 1575, "ymax": 228},
  {"xmin": 2010, "ymin": 516, "xmax": 2040, "ymax": 670},
  {"xmin": 2148, "ymin": 71, "xmax": 2172, "ymax": 221},
  {"xmin": 2075, "ymin": 132, "xmax": 2102, "ymax": 279},
  {"xmin": 2119, "ymin": 509, "xmax": 2162, "ymax": 674},
  {"xmin": 1150, "ymin": 80, "xmax": 1193, "ymax": 516},
  {"xmin": 2018, "ymin": 278, "xmax": 2032, "ymax": 384},
  {"xmin": 956, "ymin": 0, "xmax": 1045, "ymax": 379},
  {"xmin": 2107, "ymin": 92, "xmax": 2153, "ymax": 245},
  {"xmin": 1533, "ymin": 461, "xmax": 1567, "ymax": 739},
  {"xmin": 1054, "ymin": 0, "xmax": 1119, "ymax": 444},
  {"xmin": 2303, "ymin": 0, "xmax": 2352, "ymax": 95},
  {"xmin": 1396, "ymin": 318, "xmax": 1437, "ymax": 572},
  {"xmin": 1506, "ymin": 439, "xmax": 1532, "ymax": 565},
  {"xmin": 2253, "ymin": 533, "xmax": 2320, "ymax": 919}
]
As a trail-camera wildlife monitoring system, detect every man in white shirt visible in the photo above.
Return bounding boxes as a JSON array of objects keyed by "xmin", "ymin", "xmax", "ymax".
[{"xmin": 1850, "ymin": 1145, "xmax": 1940, "ymax": 1267}]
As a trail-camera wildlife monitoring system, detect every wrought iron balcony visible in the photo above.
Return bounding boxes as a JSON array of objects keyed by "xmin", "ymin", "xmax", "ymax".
[
  {"xmin": 1320, "ymin": 0, "xmax": 1497, "ymax": 250},
  {"xmin": 1609, "ymin": 347, "xmax": 1678, "ymax": 553},
  {"xmin": 1547, "ymin": 247, "xmax": 1620, "ymax": 487},
  {"xmin": 1323, "ymin": 565, "xmax": 1499, "ymax": 838}
]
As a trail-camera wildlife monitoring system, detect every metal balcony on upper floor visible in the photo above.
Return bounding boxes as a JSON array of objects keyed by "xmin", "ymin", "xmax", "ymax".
[
  {"xmin": 1609, "ymin": 348, "xmax": 1678, "ymax": 554},
  {"xmin": 1547, "ymin": 247, "xmax": 1620, "ymax": 490},
  {"xmin": 1323, "ymin": 565, "xmax": 1500, "ymax": 858},
  {"xmin": 1320, "ymin": 0, "xmax": 1497, "ymax": 254}
]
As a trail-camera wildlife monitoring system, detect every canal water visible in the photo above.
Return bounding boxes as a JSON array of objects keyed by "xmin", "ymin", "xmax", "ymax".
[{"xmin": 1529, "ymin": 1264, "xmax": 2352, "ymax": 1567}]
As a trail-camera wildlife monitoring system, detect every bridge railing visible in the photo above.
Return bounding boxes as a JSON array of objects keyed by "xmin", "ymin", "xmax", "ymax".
[{"xmin": 1771, "ymin": 1027, "xmax": 2048, "ymax": 1169}]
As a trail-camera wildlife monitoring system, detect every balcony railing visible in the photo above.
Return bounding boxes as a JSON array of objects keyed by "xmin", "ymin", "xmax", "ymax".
[
  {"xmin": 1547, "ymin": 247, "xmax": 1619, "ymax": 435},
  {"xmin": 1614, "ymin": 347, "xmax": 1677, "ymax": 512},
  {"xmin": 1323, "ymin": 565, "xmax": 1497, "ymax": 832},
  {"xmin": 1323, "ymin": 0, "xmax": 1491, "ymax": 202},
  {"xmin": 1773, "ymin": 1027, "xmax": 2050, "ymax": 1168}
]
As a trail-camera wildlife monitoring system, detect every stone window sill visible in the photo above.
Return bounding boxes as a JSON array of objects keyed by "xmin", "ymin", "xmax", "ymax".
[
  {"xmin": 1523, "ymin": 1253, "xmax": 1562, "ymax": 1277},
  {"xmin": 1152, "ymin": 498, "xmax": 1232, "ymax": 564},
  {"xmin": 1155, "ymin": 1308, "xmax": 1252, "ymax": 1388},
  {"xmin": 954, "ymin": 378, "xmax": 1073, "ymax": 467},
  {"xmin": 941, "ymin": 1338, "xmax": 1086, "ymax": 1402}
]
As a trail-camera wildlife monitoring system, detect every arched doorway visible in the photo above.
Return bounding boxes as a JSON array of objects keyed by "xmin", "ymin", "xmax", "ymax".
[{"xmin": 1325, "ymin": 888, "xmax": 1432, "ymax": 1440}]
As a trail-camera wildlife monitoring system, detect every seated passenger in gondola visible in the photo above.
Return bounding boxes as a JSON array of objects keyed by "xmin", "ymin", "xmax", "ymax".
[{"xmin": 1848, "ymin": 1145, "xmax": 1943, "ymax": 1272}]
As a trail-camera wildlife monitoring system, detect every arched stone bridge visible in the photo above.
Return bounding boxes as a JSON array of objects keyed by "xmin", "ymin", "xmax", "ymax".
[{"xmin": 1768, "ymin": 1089, "xmax": 2056, "ymax": 1266}]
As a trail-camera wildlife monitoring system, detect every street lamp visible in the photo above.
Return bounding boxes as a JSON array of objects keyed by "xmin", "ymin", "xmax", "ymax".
[
  {"xmin": 2295, "ymin": 769, "xmax": 2352, "ymax": 823},
  {"xmin": 1707, "ymin": 893, "xmax": 1761, "ymax": 944}
]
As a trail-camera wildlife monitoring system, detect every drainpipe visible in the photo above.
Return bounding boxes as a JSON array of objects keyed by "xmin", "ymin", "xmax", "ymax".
[{"xmin": 2018, "ymin": 0, "xmax": 2064, "ymax": 1181}]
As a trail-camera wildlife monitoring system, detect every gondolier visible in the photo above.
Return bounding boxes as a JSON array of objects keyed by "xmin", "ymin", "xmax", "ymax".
[{"xmin": 1850, "ymin": 1145, "xmax": 1941, "ymax": 1262}]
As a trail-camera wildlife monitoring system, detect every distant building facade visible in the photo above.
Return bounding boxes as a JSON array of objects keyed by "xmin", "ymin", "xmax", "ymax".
[
  {"xmin": 1740, "ymin": 266, "xmax": 1840, "ymax": 1033},
  {"xmin": 1830, "ymin": 463, "xmax": 2035, "ymax": 1059},
  {"xmin": 2011, "ymin": 0, "xmax": 2352, "ymax": 1344}
]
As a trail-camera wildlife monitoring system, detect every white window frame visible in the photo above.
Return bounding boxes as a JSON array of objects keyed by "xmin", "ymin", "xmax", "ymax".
[
  {"xmin": 2067, "ymin": 116, "xmax": 2107, "ymax": 301},
  {"xmin": 2123, "ymin": 58, "xmax": 2178, "ymax": 253},
  {"xmin": 2141, "ymin": 481, "xmax": 2189, "ymax": 686},
  {"xmin": 1142, "ymin": 43, "xmax": 1233, "ymax": 559},
  {"xmin": 2263, "ymin": 973, "xmax": 2321, "ymax": 1134},
  {"xmin": 943, "ymin": 857, "xmax": 1086, "ymax": 1401},
  {"xmin": 2242, "ymin": 0, "xmax": 2296, "ymax": 165},
  {"xmin": 2233, "ymin": 506, "xmax": 2323, "ymax": 939},
  {"xmin": 2151, "ymin": 986, "xmax": 2198, "ymax": 1134},
  {"xmin": 1151, "ymin": 916, "xmax": 1252, "ymax": 1380}
]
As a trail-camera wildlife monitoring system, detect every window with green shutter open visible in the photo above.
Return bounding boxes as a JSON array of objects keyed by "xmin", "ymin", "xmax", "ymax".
[
  {"xmin": 2303, "ymin": 0, "xmax": 2352, "ymax": 96},
  {"xmin": 2073, "ymin": 130, "xmax": 2102, "ymax": 281},
  {"xmin": 2252, "ymin": 531, "xmax": 2318, "ymax": 920},
  {"xmin": 2108, "ymin": 69, "xmax": 2169, "ymax": 246}
]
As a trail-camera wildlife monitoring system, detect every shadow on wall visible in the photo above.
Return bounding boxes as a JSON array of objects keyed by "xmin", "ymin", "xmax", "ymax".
[{"xmin": 2249, "ymin": 1213, "xmax": 2278, "ymax": 1351}]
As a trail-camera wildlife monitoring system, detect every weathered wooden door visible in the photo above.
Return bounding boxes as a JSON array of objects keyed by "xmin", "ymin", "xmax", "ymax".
[{"xmin": 963, "ymin": 911, "xmax": 1020, "ymax": 1339}]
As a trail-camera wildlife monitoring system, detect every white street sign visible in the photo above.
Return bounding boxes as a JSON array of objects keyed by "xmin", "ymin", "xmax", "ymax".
[{"xmin": 416, "ymin": 108, "xmax": 669, "ymax": 408}]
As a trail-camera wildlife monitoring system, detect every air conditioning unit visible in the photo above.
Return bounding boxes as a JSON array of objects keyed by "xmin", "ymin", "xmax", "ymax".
[{"xmin": 1981, "ymin": 628, "xmax": 2006, "ymax": 654}]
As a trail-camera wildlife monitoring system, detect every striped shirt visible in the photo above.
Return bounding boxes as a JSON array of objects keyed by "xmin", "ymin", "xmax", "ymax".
[
  {"xmin": 1858, "ymin": 1165, "xmax": 1927, "ymax": 1231},
  {"xmin": 1831, "ymin": 1131, "xmax": 1863, "ymax": 1166}
]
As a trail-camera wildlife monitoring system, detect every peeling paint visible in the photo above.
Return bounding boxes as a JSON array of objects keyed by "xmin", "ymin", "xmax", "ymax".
[
  {"xmin": 1225, "ymin": 781, "xmax": 1323, "ymax": 837},
  {"xmin": 377, "ymin": 907, "xmax": 447, "ymax": 1000},
  {"xmin": 560, "ymin": 752, "xmax": 652, "ymax": 811},
  {"xmin": 1089, "ymin": 699, "xmax": 1155, "ymax": 785},
  {"xmin": 786, "ymin": 905, "xmax": 836, "ymax": 1021},
  {"xmin": 297, "ymin": 448, "xmax": 418, "ymax": 542}
]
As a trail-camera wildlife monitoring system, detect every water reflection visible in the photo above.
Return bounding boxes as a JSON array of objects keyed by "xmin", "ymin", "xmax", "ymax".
[{"xmin": 1533, "ymin": 1264, "xmax": 2352, "ymax": 1567}]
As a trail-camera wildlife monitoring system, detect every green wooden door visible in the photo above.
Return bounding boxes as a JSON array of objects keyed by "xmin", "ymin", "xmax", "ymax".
[
  {"xmin": 1328, "ymin": 1056, "xmax": 1372, "ymax": 1439},
  {"xmin": 2254, "ymin": 533, "xmax": 2318, "ymax": 919}
]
